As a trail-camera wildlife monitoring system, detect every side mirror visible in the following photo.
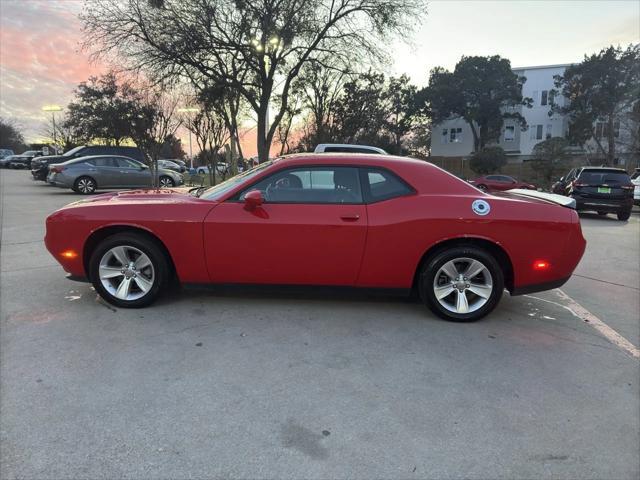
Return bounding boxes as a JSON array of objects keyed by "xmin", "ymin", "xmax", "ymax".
[{"xmin": 244, "ymin": 190, "xmax": 264, "ymax": 210}]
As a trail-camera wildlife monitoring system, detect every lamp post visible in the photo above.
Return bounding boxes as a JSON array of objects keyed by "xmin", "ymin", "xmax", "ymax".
[
  {"xmin": 42, "ymin": 105, "xmax": 62, "ymax": 151},
  {"xmin": 178, "ymin": 107, "xmax": 200, "ymax": 169}
]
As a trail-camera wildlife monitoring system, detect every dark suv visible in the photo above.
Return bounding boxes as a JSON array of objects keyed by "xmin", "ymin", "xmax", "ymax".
[
  {"xmin": 31, "ymin": 145, "xmax": 145, "ymax": 181},
  {"xmin": 552, "ymin": 167, "xmax": 634, "ymax": 221}
]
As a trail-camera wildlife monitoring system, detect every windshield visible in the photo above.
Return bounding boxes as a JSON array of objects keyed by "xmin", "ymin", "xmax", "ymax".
[
  {"xmin": 199, "ymin": 161, "xmax": 274, "ymax": 200},
  {"xmin": 63, "ymin": 146, "xmax": 85, "ymax": 157}
]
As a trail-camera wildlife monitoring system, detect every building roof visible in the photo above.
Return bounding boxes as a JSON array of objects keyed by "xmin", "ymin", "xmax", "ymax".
[{"xmin": 512, "ymin": 63, "xmax": 574, "ymax": 71}]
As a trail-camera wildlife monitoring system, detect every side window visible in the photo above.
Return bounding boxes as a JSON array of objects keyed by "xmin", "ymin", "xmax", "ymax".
[
  {"xmin": 361, "ymin": 168, "xmax": 413, "ymax": 203},
  {"xmin": 116, "ymin": 157, "xmax": 141, "ymax": 168},
  {"xmin": 240, "ymin": 167, "xmax": 363, "ymax": 204},
  {"xmin": 486, "ymin": 175, "xmax": 499, "ymax": 181},
  {"xmin": 93, "ymin": 157, "xmax": 118, "ymax": 168}
]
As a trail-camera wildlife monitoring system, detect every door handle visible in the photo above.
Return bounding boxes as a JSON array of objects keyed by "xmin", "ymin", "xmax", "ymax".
[{"xmin": 340, "ymin": 214, "xmax": 360, "ymax": 221}]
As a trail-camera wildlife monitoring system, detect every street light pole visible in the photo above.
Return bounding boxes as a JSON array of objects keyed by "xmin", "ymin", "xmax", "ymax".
[
  {"xmin": 177, "ymin": 107, "xmax": 200, "ymax": 170},
  {"xmin": 42, "ymin": 105, "xmax": 62, "ymax": 153}
]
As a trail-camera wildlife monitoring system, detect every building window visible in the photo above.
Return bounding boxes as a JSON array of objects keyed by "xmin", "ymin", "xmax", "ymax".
[
  {"xmin": 549, "ymin": 90, "xmax": 556, "ymax": 105},
  {"xmin": 441, "ymin": 129, "xmax": 448, "ymax": 144},
  {"xmin": 450, "ymin": 127, "xmax": 463, "ymax": 143},
  {"xmin": 546, "ymin": 124, "xmax": 552, "ymax": 139},
  {"xmin": 530, "ymin": 124, "xmax": 544, "ymax": 141},
  {"xmin": 504, "ymin": 126, "xmax": 515, "ymax": 142},
  {"xmin": 541, "ymin": 90, "xmax": 549, "ymax": 106},
  {"xmin": 532, "ymin": 90, "xmax": 539, "ymax": 105}
]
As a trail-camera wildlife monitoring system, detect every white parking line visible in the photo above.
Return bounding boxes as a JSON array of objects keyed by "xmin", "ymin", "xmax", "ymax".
[{"xmin": 525, "ymin": 289, "xmax": 639, "ymax": 360}]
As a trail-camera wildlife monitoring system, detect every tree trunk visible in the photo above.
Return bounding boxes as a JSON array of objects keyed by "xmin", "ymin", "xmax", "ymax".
[
  {"xmin": 467, "ymin": 119, "xmax": 480, "ymax": 152},
  {"xmin": 606, "ymin": 115, "xmax": 616, "ymax": 165}
]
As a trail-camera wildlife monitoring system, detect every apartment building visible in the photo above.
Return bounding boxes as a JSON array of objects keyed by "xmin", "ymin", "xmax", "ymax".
[{"xmin": 430, "ymin": 63, "xmax": 637, "ymax": 166}]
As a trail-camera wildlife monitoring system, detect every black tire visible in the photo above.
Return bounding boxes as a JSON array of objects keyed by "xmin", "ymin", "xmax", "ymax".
[
  {"xmin": 617, "ymin": 210, "xmax": 631, "ymax": 221},
  {"xmin": 159, "ymin": 176, "xmax": 175, "ymax": 188},
  {"xmin": 477, "ymin": 184, "xmax": 488, "ymax": 192},
  {"xmin": 89, "ymin": 233, "xmax": 169, "ymax": 308},
  {"xmin": 73, "ymin": 176, "xmax": 97, "ymax": 194},
  {"xmin": 597, "ymin": 211, "xmax": 607, "ymax": 216},
  {"xmin": 419, "ymin": 246, "xmax": 504, "ymax": 322}
]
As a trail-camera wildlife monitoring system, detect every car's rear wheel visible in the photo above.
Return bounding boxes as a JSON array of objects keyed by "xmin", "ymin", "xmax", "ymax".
[
  {"xmin": 159, "ymin": 176, "xmax": 175, "ymax": 188},
  {"xmin": 89, "ymin": 233, "xmax": 169, "ymax": 308},
  {"xmin": 419, "ymin": 246, "xmax": 504, "ymax": 322},
  {"xmin": 617, "ymin": 210, "xmax": 631, "ymax": 221},
  {"xmin": 74, "ymin": 176, "xmax": 97, "ymax": 194}
]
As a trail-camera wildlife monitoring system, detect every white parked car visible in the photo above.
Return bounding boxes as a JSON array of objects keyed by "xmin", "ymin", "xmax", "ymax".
[
  {"xmin": 631, "ymin": 168, "xmax": 640, "ymax": 206},
  {"xmin": 196, "ymin": 163, "xmax": 229, "ymax": 175},
  {"xmin": 314, "ymin": 143, "xmax": 387, "ymax": 154}
]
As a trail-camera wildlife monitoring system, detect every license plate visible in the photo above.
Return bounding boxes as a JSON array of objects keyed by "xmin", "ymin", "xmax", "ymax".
[{"xmin": 598, "ymin": 187, "xmax": 611, "ymax": 194}]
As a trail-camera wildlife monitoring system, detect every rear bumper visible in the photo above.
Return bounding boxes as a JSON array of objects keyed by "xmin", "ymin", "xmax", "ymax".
[
  {"xmin": 573, "ymin": 194, "xmax": 633, "ymax": 212},
  {"xmin": 511, "ymin": 276, "xmax": 570, "ymax": 296},
  {"xmin": 31, "ymin": 168, "xmax": 48, "ymax": 180}
]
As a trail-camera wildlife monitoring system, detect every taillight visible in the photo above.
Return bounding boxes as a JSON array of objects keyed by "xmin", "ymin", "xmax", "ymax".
[
  {"xmin": 621, "ymin": 185, "xmax": 634, "ymax": 191},
  {"xmin": 533, "ymin": 260, "xmax": 551, "ymax": 271},
  {"xmin": 50, "ymin": 165, "xmax": 65, "ymax": 173},
  {"xmin": 572, "ymin": 181, "xmax": 587, "ymax": 188}
]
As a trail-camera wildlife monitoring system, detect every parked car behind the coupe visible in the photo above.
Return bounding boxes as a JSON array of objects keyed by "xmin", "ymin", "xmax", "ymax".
[
  {"xmin": 0, "ymin": 148, "xmax": 15, "ymax": 160},
  {"xmin": 6, "ymin": 150, "xmax": 42, "ymax": 169},
  {"xmin": 157, "ymin": 159, "xmax": 185, "ymax": 173},
  {"xmin": 469, "ymin": 175, "xmax": 536, "ymax": 192},
  {"xmin": 553, "ymin": 167, "xmax": 634, "ymax": 220},
  {"xmin": 0, "ymin": 155, "xmax": 18, "ymax": 168},
  {"xmin": 47, "ymin": 155, "xmax": 183, "ymax": 194},
  {"xmin": 314, "ymin": 143, "xmax": 387, "ymax": 154},
  {"xmin": 32, "ymin": 145, "xmax": 146, "ymax": 181},
  {"xmin": 631, "ymin": 168, "xmax": 640, "ymax": 206}
]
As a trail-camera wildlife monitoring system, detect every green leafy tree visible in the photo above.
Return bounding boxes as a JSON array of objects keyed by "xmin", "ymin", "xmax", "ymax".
[
  {"xmin": 385, "ymin": 75, "xmax": 418, "ymax": 155},
  {"xmin": 552, "ymin": 44, "xmax": 640, "ymax": 165},
  {"xmin": 530, "ymin": 137, "xmax": 570, "ymax": 187},
  {"xmin": 419, "ymin": 56, "xmax": 531, "ymax": 152},
  {"xmin": 469, "ymin": 146, "xmax": 507, "ymax": 174},
  {"xmin": 333, "ymin": 72, "xmax": 390, "ymax": 147},
  {"xmin": 0, "ymin": 118, "xmax": 26, "ymax": 152},
  {"xmin": 65, "ymin": 72, "xmax": 140, "ymax": 145}
]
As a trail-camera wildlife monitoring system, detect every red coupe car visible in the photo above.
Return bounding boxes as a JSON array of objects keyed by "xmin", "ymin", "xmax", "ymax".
[
  {"xmin": 469, "ymin": 175, "xmax": 536, "ymax": 192},
  {"xmin": 45, "ymin": 154, "xmax": 586, "ymax": 322}
]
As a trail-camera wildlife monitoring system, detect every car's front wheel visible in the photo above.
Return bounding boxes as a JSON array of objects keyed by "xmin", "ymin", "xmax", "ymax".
[
  {"xmin": 89, "ymin": 233, "xmax": 169, "ymax": 308},
  {"xmin": 159, "ymin": 176, "xmax": 175, "ymax": 188},
  {"xmin": 617, "ymin": 210, "xmax": 631, "ymax": 221},
  {"xmin": 419, "ymin": 246, "xmax": 504, "ymax": 322},
  {"xmin": 74, "ymin": 176, "xmax": 97, "ymax": 194}
]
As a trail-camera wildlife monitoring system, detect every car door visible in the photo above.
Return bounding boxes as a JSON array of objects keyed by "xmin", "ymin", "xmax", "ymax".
[
  {"xmin": 90, "ymin": 157, "xmax": 121, "ymax": 187},
  {"xmin": 203, "ymin": 166, "xmax": 368, "ymax": 286},
  {"xmin": 115, "ymin": 157, "xmax": 151, "ymax": 187}
]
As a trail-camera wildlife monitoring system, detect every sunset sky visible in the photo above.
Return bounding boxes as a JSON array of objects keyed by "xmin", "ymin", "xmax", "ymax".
[{"xmin": 1, "ymin": 0, "xmax": 638, "ymax": 156}]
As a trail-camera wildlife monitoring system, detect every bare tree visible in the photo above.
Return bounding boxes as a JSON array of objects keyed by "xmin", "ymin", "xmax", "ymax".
[
  {"xmin": 82, "ymin": 0, "xmax": 424, "ymax": 162},
  {"xmin": 130, "ymin": 88, "xmax": 182, "ymax": 187},
  {"xmin": 183, "ymin": 104, "xmax": 231, "ymax": 186}
]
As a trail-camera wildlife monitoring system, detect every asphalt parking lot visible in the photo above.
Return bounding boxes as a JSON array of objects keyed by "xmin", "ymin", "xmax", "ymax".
[{"xmin": 1, "ymin": 168, "xmax": 639, "ymax": 479}]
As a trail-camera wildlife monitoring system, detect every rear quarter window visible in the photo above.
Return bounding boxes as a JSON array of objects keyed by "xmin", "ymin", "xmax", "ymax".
[{"xmin": 361, "ymin": 168, "xmax": 414, "ymax": 203}]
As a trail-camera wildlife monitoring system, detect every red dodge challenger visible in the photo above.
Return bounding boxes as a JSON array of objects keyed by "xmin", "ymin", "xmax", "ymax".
[{"xmin": 45, "ymin": 154, "xmax": 586, "ymax": 322}]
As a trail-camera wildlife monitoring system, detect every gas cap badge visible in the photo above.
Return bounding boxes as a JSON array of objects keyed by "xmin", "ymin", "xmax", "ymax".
[{"xmin": 472, "ymin": 199, "xmax": 491, "ymax": 216}]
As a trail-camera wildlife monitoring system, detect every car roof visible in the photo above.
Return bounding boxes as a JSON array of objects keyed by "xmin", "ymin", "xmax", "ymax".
[
  {"xmin": 579, "ymin": 166, "xmax": 628, "ymax": 173},
  {"xmin": 277, "ymin": 152, "xmax": 428, "ymax": 168}
]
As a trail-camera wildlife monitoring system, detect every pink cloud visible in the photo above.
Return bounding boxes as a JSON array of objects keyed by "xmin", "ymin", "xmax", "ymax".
[{"xmin": 0, "ymin": 0, "xmax": 104, "ymax": 141}]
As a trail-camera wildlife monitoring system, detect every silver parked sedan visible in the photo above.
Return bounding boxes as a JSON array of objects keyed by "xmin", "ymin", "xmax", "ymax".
[{"xmin": 47, "ymin": 155, "xmax": 184, "ymax": 194}]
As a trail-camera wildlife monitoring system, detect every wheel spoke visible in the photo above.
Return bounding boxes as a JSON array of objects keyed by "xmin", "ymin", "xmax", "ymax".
[
  {"xmin": 434, "ymin": 284, "xmax": 455, "ymax": 300},
  {"xmin": 468, "ymin": 283, "xmax": 492, "ymax": 299},
  {"xmin": 115, "ymin": 277, "xmax": 132, "ymax": 300},
  {"xmin": 440, "ymin": 260, "xmax": 459, "ymax": 280},
  {"xmin": 464, "ymin": 260, "xmax": 486, "ymax": 280},
  {"xmin": 455, "ymin": 290, "xmax": 469, "ymax": 314},
  {"xmin": 110, "ymin": 246, "xmax": 129, "ymax": 266},
  {"xmin": 134, "ymin": 255, "xmax": 151, "ymax": 270},
  {"xmin": 99, "ymin": 266, "xmax": 123, "ymax": 279},
  {"xmin": 134, "ymin": 275, "xmax": 153, "ymax": 293}
]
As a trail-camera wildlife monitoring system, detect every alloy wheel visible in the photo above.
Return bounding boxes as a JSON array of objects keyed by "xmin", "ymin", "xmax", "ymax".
[
  {"xmin": 159, "ymin": 177, "xmax": 174, "ymax": 188},
  {"xmin": 432, "ymin": 257, "xmax": 493, "ymax": 314},
  {"xmin": 77, "ymin": 178, "xmax": 96, "ymax": 194},
  {"xmin": 99, "ymin": 245, "xmax": 155, "ymax": 301}
]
